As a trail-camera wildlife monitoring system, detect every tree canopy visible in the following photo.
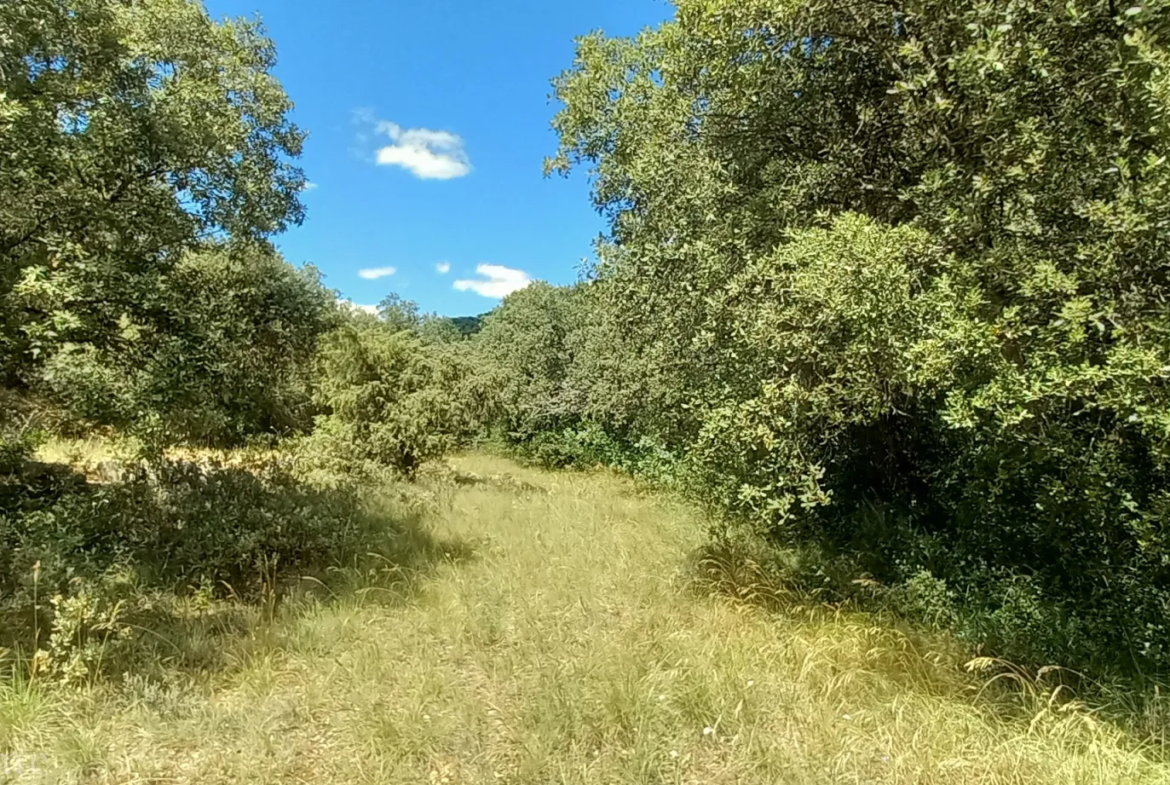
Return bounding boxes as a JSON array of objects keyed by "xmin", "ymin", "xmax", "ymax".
[
  {"xmin": 496, "ymin": 0, "xmax": 1170, "ymax": 678},
  {"xmin": 0, "ymin": 0, "xmax": 317, "ymax": 441}
]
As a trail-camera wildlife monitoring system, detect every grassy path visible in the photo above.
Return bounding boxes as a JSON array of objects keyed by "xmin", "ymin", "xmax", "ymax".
[{"xmin": 3, "ymin": 455, "xmax": 1168, "ymax": 784}]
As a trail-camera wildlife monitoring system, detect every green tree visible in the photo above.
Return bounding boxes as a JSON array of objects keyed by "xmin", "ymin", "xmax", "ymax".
[
  {"xmin": 305, "ymin": 314, "xmax": 490, "ymax": 479},
  {"xmin": 477, "ymin": 282, "xmax": 586, "ymax": 441},
  {"xmin": 547, "ymin": 0, "xmax": 1170, "ymax": 676},
  {"xmin": 40, "ymin": 244, "xmax": 337, "ymax": 444},
  {"xmin": 377, "ymin": 292, "xmax": 477, "ymax": 345},
  {"xmin": 0, "ymin": 0, "xmax": 305, "ymax": 400},
  {"xmin": 377, "ymin": 293, "xmax": 423, "ymax": 335}
]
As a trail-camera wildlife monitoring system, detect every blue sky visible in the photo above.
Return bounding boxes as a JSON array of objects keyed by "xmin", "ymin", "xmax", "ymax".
[{"xmin": 201, "ymin": 0, "xmax": 672, "ymax": 316}]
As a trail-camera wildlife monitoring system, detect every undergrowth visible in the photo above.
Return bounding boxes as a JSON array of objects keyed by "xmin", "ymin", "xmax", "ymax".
[
  {"xmin": 0, "ymin": 453, "xmax": 1162, "ymax": 783},
  {"xmin": 0, "ymin": 434, "xmax": 456, "ymax": 686}
]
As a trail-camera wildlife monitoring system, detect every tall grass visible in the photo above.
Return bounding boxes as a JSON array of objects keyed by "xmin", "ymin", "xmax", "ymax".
[{"xmin": 0, "ymin": 453, "xmax": 1164, "ymax": 783}]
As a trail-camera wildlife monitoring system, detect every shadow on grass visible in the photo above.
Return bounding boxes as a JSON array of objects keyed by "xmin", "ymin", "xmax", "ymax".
[
  {"xmin": 683, "ymin": 538, "xmax": 824, "ymax": 613},
  {"xmin": 686, "ymin": 537, "xmax": 1170, "ymax": 750},
  {"xmin": 0, "ymin": 457, "xmax": 478, "ymax": 682},
  {"xmin": 449, "ymin": 469, "xmax": 549, "ymax": 496}
]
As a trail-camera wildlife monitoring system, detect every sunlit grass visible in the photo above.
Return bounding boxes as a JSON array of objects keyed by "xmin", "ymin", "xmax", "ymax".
[
  {"xmin": 33, "ymin": 434, "xmax": 282, "ymax": 480},
  {"xmin": 34, "ymin": 434, "xmax": 128, "ymax": 474},
  {"xmin": 0, "ymin": 453, "xmax": 1166, "ymax": 783}
]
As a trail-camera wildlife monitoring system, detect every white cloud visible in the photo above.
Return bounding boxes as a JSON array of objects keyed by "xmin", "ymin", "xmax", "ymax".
[
  {"xmin": 302, "ymin": 181, "xmax": 318, "ymax": 192},
  {"xmin": 337, "ymin": 299, "xmax": 379, "ymax": 315},
  {"xmin": 436, "ymin": 261, "xmax": 451, "ymax": 275},
  {"xmin": 358, "ymin": 266, "xmax": 397, "ymax": 280},
  {"xmin": 453, "ymin": 264, "xmax": 532, "ymax": 299},
  {"xmin": 373, "ymin": 120, "xmax": 471, "ymax": 180}
]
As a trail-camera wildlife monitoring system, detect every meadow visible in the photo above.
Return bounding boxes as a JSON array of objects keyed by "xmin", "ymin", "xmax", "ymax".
[
  {"xmin": 1, "ymin": 452, "xmax": 1166, "ymax": 785},
  {"xmin": 9, "ymin": 2, "xmax": 1170, "ymax": 781}
]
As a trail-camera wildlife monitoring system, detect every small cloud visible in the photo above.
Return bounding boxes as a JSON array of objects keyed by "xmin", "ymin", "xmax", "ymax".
[
  {"xmin": 436, "ymin": 261, "xmax": 451, "ymax": 275},
  {"xmin": 372, "ymin": 119, "xmax": 471, "ymax": 180},
  {"xmin": 302, "ymin": 181, "xmax": 319, "ymax": 192},
  {"xmin": 453, "ymin": 264, "xmax": 532, "ymax": 299},
  {"xmin": 358, "ymin": 266, "xmax": 397, "ymax": 280}
]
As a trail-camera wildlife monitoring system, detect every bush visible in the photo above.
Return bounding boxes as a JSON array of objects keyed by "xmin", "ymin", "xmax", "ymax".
[
  {"xmin": 303, "ymin": 316, "xmax": 490, "ymax": 480},
  {"xmin": 0, "ymin": 452, "xmax": 414, "ymax": 679},
  {"xmin": 678, "ymin": 213, "xmax": 1170, "ymax": 677},
  {"xmin": 495, "ymin": 419, "xmax": 679, "ymax": 484},
  {"xmin": 39, "ymin": 245, "xmax": 337, "ymax": 447}
]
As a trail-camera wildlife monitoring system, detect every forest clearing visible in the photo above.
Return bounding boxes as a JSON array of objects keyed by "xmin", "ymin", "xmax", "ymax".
[
  {"xmin": 1, "ymin": 451, "xmax": 1166, "ymax": 785},
  {"xmin": 8, "ymin": 1, "xmax": 1170, "ymax": 781}
]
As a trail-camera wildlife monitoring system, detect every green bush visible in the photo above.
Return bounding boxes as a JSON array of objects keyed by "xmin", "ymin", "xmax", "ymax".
[
  {"xmin": 533, "ymin": 0, "xmax": 1170, "ymax": 681},
  {"xmin": 0, "ymin": 453, "xmax": 412, "ymax": 679},
  {"xmin": 494, "ymin": 419, "xmax": 680, "ymax": 486},
  {"xmin": 302, "ymin": 314, "xmax": 490, "ymax": 480},
  {"xmin": 39, "ymin": 245, "xmax": 337, "ymax": 446},
  {"xmin": 681, "ymin": 212, "xmax": 1170, "ymax": 677}
]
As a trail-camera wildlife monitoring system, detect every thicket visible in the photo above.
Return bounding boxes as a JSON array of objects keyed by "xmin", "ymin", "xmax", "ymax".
[
  {"xmin": 7, "ymin": 0, "xmax": 1170, "ymax": 695},
  {"xmin": 296, "ymin": 305, "xmax": 492, "ymax": 483},
  {"xmin": 469, "ymin": 0, "xmax": 1170, "ymax": 684},
  {"xmin": 0, "ymin": 0, "xmax": 483, "ymax": 681}
]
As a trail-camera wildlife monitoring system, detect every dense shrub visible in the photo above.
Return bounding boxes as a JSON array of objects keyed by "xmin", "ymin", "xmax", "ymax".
[
  {"xmin": 521, "ymin": 0, "xmax": 1170, "ymax": 680},
  {"xmin": 40, "ymin": 245, "xmax": 337, "ymax": 445},
  {"xmin": 475, "ymin": 282, "xmax": 586, "ymax": 440},
  {"xmin": 2, "ymin": 461, "xmax": 355, "ymax": 600},
  {"xmin": 301, "ymin": 314, "xmax": 490, "ymax": 481},
  {"xmin": 0, "ymin": 452, "xmax": 421, "ymax": 679}
]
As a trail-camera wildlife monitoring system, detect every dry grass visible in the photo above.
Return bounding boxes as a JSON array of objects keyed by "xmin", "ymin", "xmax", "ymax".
[
  {"xmin": 33, "ymin": 436, "xmax": 283, "ymax": 482},
  {"xmin": 1, "ymin": 454, "xmax": 1167, "ymax": 784},
  {"xmin": 33, "ymin": 435, "xmax": 128, "ymax": 474}
]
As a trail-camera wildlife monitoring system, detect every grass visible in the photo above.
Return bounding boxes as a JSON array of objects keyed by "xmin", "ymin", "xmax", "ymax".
[
  {"xmin": 1, "ymin": 453, "xmax": 1168, "ymax": 783},
  {"xmin": 32, "ymin": 435, "xmax": 281, "ymax": 480}
]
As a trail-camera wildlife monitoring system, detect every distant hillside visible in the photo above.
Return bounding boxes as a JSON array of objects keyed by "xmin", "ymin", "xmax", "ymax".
[{"xmin": 450, "ymin": 315, "xmax": 485, "ymax": 337}]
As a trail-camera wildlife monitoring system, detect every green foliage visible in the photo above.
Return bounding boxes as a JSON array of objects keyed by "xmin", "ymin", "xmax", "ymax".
[
  {"xmin": 450, "ymin": 315, "xmax": 486, "ymax": 338},
  {"xmin": 303, "ymin": 314, "xmax": 490, "ymax": 480},
  {"xmin": 687, "ymin": 214, "xmax": 992, "ymax": 530},
  {"xmin": 377, "ymin": 293, "xmax": 424, "ymax": 335},
  {"xmin": 476, "ymin": 282, "xmax": 587, "ymax": 442},
  {"xmin": 0, "ymin": 0, "xmax": 501, "ymax": 687},
  {"xmin": 379, "ymin": 293, "xmax": 483, "ymax": 346},
  {"xmin": 530, "ymin": 0, "xmax": 1170, "ymax": 680},
  {"xmin": 490, "ymin": 419, "xmax": 686, "ymax": 492},
  {"xmin": 38, "ymin": 244, "xmax": 337, "ymax": 445},
  {"xmin": 0, "ymin": 451, "xmax": 415, "ymax": 679},
  {"xmin": 0, "ymin": 423, "xmax": 43, "ymax": 477},
  {"xmin": 0, "ymin": 0, "xmax": 305, "ymax": 433}
]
